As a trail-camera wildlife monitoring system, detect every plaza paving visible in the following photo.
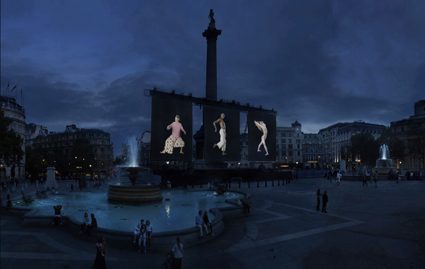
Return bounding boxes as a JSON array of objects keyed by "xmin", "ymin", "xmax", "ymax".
[{"xmin": 1, "ymin": 177, "xmax": 425, "ymax": 268}]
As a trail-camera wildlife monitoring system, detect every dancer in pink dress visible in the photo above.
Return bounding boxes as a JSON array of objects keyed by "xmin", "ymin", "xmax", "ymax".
[{"xmin": 160, "ymin": 115, "xmax": 186, "ymax": 154}]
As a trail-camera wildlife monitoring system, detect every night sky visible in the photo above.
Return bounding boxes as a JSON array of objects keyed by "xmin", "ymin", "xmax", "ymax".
[{"xmin": 1, "ymin": 1, "xmax": 424, "ymax": 156}]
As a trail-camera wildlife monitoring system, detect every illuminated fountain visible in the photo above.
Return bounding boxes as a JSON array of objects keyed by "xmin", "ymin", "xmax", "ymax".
[
  {"xmin": 372, "ymin": 144, "xmax": 395, "ymax": 175},
  {"xmin": 108, "ymin": 135, "xmax": 162, "ymax": 204}
]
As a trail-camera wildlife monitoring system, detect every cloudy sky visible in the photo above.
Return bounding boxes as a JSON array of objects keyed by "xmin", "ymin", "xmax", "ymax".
[{"xmin": 1, "ymin": 0, "xmax": 424, "ymax": 155}]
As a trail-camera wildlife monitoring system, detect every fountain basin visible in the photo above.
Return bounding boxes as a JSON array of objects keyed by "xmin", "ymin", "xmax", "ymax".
[{"xmin": 107, "ymin": 183, "xmax": 163, "ymax": 204}]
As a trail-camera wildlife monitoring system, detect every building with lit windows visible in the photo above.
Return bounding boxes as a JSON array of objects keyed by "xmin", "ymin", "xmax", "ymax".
[
  {"xmin": 276, "ymin": 120, "xmax": 303, "ymax": 166},
  {"xmin": 302, "ymin": 133, "xmax": 323, "ymax": 169},
  {"xmin": 27, "ymin": 124, "xmax": 113, "ymax": 177}
]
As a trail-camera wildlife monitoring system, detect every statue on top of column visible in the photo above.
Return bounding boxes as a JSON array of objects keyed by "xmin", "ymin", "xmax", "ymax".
[{"xmin": 208, "ymin": 9, "xmax": 216, "ymax": 29}]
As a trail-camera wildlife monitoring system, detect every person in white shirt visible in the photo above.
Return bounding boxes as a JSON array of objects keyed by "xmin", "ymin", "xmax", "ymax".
[
  {"xmin": 195, "ymin": 210, "xmax": 208, "ymax": 238},
  {"xmin": 172, "ymin": 237, "xmax": 183, "ymax": 269},
  {"xmin": 79, "ymin": 212, "xmax": 90, "ymax": 233},
  {"xmin": 133, "ymin": 219, "xmax": 144, "ymax": 243}
]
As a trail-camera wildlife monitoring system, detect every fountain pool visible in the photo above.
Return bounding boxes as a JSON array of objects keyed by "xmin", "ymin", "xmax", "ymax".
[{"xmin": 20, "ymin": 189, "xmax": 243, "ymax": 232}]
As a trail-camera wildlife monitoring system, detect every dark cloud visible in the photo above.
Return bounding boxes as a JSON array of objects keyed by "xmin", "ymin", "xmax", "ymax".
[{"xmin": 1, "ymin": 0, "xmax": 424, "ymax": 154}]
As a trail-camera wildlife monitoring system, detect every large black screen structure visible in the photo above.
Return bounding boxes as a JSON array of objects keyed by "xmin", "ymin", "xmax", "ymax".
[
  {"xmin": 151, "ymin": 96, "xmax": 192, "ymax": 162},
  {"xmin": 204, "ymin": 106, "xmax": 240, "ymax": 162},
  {"xmin": 248, "ymin": 112, "xmax": 276, "ymax": 162}
]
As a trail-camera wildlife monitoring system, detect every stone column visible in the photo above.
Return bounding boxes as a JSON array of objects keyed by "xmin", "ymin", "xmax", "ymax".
[
  {"xmin": 202, "ymin": 22, "xmax": 221, "ymax": 101},
  {"xmin": 45, "ymin": 167, "xmax": 57, "ymax": 189}
]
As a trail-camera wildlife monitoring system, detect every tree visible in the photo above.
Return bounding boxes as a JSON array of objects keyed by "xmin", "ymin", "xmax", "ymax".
[
  {"xmin": 113, "ymin": 156, "xmax": 123, "ymax": 166},
  {"xmin": 25, "ymin": 146, "xmax": 47, "ymax": 178},
  {"xmin": 0, "ymin": 111, "xmax": 24, "ymax": 167},
  {"xmin": 389, "ymin": 137, "xmax": 407, "ymax": 161},
  {"xmin": 349, "ymin": 133, "xmax": 380, "ymax": 167}
]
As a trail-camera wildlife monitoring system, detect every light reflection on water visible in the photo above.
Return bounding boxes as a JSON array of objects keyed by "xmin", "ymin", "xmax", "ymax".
[{"xmin": 25, "ymin": 189, "xmax": 243, "ymax": 232}]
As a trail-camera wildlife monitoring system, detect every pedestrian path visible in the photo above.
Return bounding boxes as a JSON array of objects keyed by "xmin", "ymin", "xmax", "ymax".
[{"xmin": 1, "ymin": 178, "xmax": 424, "ymax": 269}]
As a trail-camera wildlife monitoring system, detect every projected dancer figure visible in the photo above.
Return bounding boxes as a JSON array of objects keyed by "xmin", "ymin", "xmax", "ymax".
[
  {"xmin": 160, "ymin": 115, "xmax": 186, "ymax": 154},
  {"xmin": 255, "ymin": 121, "xmax": 269, "ymax": 156},
  {"xmin": 213, "ymin": 113, "xmax": 227, "ymax": 155}
]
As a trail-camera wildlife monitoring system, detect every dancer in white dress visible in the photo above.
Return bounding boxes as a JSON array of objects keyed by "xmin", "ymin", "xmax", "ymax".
[
  {"xmin": 255, "ymin": 121, "xmax": 269, "ymax": 156},
  {"xmin": 213, "ymin": 113, "xmax": 227, "ymax": 155}
]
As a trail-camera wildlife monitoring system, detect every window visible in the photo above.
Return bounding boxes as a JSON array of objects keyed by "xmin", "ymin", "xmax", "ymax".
[
  {"xmin": 282, "ymin": 151, "xmax": 286, "ymax": 156},
  {"xmin": 297, "ymin": 151, "xmax": 300, "ymax": 156},
  {"xmin": 288, "ymin": 144, "xmax": 293, "ymax": 149},
  {"xmin": 281, "ymin": 133, "xmax": 286, "ymax": 137},
  {"xmin": 281, "ymin": 139, "xmax": 286, "ymax": 143},
  {"xmin": 289, "ymin": 151, "xmax": 293, "ymax": 156},
  {"xmin": 289, "ymin": 133, "xmax": 292, "ymax": 137},
  {"xmin": 297, "ymin": 133, "xmax": 300, "ymax": 137},
  {"xmin": 289, "ymin": 139, "xmax": 292, "ymax": 143},
  {"xmin": 282, "ymin": 144, "xmax": 286, "ymax": 149},
  {"xmin": 297, "ymin": 144, "xmax": 300, "ymax": 149}
]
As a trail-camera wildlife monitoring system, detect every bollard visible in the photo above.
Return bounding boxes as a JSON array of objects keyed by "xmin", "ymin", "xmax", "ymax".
[{"xmin": 257, "ymin": 180, "xmax": 259, "ymax": 188}]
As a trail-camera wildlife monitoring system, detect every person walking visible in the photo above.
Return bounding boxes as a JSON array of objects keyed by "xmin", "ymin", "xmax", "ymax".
[
  {"xmin": 7, "ymin": 189, "xmax": 10, "ymax": 200},
  {"xmin": 362, "ymin": 174, "xmax": 368, "ymax": 186},
  {"xmin": 322, "ymin": 191, "xmax": 328, "ymax": 213},
  {"xmin": 93, "ymin": 237, "xmax": 106, "ymax": 269},
  {"xmin": 374, "ymin": 171, "xmax": 378, "ymax": 188},
  {"xmin": 316, "ymin": 189, "xmax": 322, "ymax": 211},
  {"xmin": 21, "ymin": 186, "xmax": 25, "ymax": 197},
  {"xmin": 172, "ymin": 237, "xmax": 183, "ymax": 269}
]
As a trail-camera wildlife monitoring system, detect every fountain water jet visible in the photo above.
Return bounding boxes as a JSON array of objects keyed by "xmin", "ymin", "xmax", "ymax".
[
  {"xmin": 373, "ymin": 144, "xmax": 395, "ymax": 175},
  {"xmin": 108, "ymin": 135, "xmax": 162, "ymax": 204}
]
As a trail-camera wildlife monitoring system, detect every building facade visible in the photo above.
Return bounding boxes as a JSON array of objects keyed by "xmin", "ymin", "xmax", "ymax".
[
  {"xmin": 319, "ymin": 121, "xmax": 387, "ymax": 168},
  {"xmin": 276, "ymin": 120, "xmax": 304, "ymax": 165},
  {"xmin": 27, "ymin": 124, "xmax": 113, "ymax": 177},
  {"xmin": 1, "ymin": 95, "xmax": 26, "ymax": 179},
  {"xmin": 390, "ymin": 100, "xmax": 425, "ymax": 170},
  {"xmin": 302, "ymin": 133, "xmax": 323, "ymax": 169}
]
